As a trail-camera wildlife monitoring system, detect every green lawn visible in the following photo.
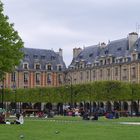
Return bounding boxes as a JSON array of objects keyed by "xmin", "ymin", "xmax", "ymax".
[{"xmin": 0, "ymin": 116, "xmax": 140, "ymax": 140}]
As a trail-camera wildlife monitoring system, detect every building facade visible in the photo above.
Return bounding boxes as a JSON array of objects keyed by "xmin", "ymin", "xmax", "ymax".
[
  {"xmin": 67, "ymin": 32, "xmax": 140, "ymax": 85},
  {"xmin": 1, "ymin": 32, "xmax": 140, "ymax": 114},
  {"xmin": 4, "ymin": 48, "xmax": 66, "ymax": 89}
]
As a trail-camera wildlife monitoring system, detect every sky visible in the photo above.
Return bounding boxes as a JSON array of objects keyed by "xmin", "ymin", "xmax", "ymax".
[{"xmin": 2, "ymin": 0, "xmax": 140, "ymax": 66}]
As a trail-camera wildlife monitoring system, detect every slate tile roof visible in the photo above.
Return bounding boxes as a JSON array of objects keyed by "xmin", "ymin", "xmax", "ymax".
[{"xmin": 17, "ymin": 48, "xmax": 66, "ymax": 71}]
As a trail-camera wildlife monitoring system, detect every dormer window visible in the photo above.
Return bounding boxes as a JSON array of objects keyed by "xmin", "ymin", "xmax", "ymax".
[
  {"xmin": 35, "ymin": 64, "xmax": 40, "ymax": 70},
  {"xmin": 41, "ymin": 55, "xmax": 45, "ymax": 60},
  {"xmin": 107, "ymin": 58, "xmax": 110, "ymax": 64},
  {"xmin": 100, "ymin": 60, "xmax": 103, "ymax": 65},
  {"xmin": 51, "ymin": 56, "xmax": 55, "ymax": 60},
  {"xmin": 24, "ymin": 54, "xmax": 29, "ymax": 59},
  {"xmin": 57, "ymin": 65, "xmax": 62, "ymax": 71},
  {"xmin": 132, "ymin": 53, "xmax": 137, "ymax": 61},
  {"xmin": 33, "ymin": 55, "xmax": 38, "ymax": 59},
  {"xmin": 23, "ymin": 63, "xmax": 29, "ymax": 69},
  {"xmin": 47, "ymin": 64, "xmax": 52, "ymax": 71},
  {"xmin": 117, "ymin": 47, "xmax": 122, "ymax": 51}
]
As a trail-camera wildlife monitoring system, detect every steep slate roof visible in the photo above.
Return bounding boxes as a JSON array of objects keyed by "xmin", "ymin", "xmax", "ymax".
[
  {"xmin": 69, "ymin": 37, "xmax": 140, "ymax": 67},
  {"xmin": 17, "ymin": 48, "xmax": 66, "ymax": 71}
]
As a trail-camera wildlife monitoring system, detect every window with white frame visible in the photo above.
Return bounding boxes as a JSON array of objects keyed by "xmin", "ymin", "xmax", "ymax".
[
  {"xmin": 36, "ymin": 73, "xmax": 40, "ymax": 84},
  {"xmin": 24, "ymin": 72, "xmax": 28, "ymax": 83},
  {"xmin": 57, "ymin": 65, "xmax": 62, "ymax": 71},
  {"xmin": 47, "ymin": 73, "xmax": 51, "ymax": 84},
  {"xmin": 80, "ymin": 71, "xmax": 83, "ymax": 80},
  {"xmin": 23, "ymin": 63, "xmax": 29, "ymax": 69},
  {"xmin": 11, "ymin": 72, "xmax": 16, "ymax": 82},
  {"xmin": 47, "ymin": 64, "xmax": 52, "ymax": 71},
  {"xmin": 35, "ymin": 64, "xmax": 41, "ymax": 70}
]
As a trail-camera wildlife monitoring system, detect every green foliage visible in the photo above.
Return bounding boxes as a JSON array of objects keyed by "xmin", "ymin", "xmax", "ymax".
[
  {"xmin": 0, "ymin": 1, "xmax": 24, "ymax": 81},
  {"xmin": 2, "ymin": 81, "xmax": 140, "ymax": 103}
]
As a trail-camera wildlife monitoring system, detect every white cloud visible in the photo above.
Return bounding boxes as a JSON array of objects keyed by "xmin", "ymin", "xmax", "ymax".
[{"xmin": 2, "ymin": 0, "xmax": 140, "ymax": 66}]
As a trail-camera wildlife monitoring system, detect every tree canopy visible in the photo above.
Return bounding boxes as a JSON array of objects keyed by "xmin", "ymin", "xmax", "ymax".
[{"xmin": 0, "ymin": 1, "xmax": 24, "ymax": 81}]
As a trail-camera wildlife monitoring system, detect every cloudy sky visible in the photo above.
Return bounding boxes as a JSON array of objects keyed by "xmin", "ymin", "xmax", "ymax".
[{"xmin": 2, "ymin": 0, "xmax": 140, "ymax": 66}]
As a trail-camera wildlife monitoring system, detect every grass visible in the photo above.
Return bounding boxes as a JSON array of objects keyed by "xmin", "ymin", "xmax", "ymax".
[{"xmin": 0, "ymin": 116, "xmax": 140, "ymax": 140}]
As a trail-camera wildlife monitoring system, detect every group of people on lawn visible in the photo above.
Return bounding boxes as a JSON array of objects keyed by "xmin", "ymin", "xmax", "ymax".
[{"xmin": 0, "ymin": 112, "xmax": 24, "ymax": 124}]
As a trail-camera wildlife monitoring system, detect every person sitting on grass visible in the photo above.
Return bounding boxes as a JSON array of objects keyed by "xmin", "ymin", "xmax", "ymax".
[
  {"xmin": 91, "ymin": 112, "xmax": 98, "ymax": 121},
  {"xmin": 0, "ymin": 112, "xmax": 6, "ymax": 124},
  {"xmin": 15, "ymin": 113, "xmax": 24, "ymax": 124}
]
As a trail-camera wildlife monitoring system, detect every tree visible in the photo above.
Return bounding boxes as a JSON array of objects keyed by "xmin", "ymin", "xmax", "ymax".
[{"xmin": 0, "ymin": 1, "xmax": 24, "ymax": 81}]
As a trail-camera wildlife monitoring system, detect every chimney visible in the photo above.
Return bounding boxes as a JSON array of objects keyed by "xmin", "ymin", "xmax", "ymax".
[
  {"xmin": 73, "ymin": 48, "xmax": 82, "ymax": 58},
  {"xmin": 100, "ymin": 42, "xmax": 106, "ymax": 48},
  {"xmin": 128, "ymin": 32, "xmax": 138, "ymax": 49},
  {"xmin": 59, "ymin": 48, "xmax": 63, "ymax": 57}
]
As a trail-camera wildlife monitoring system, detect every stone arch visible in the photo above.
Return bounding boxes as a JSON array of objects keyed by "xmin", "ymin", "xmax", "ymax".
[
  {"xmin": 9, "ymin": 102, "xmax": 16, "ymax": 109},
  {"xmin": 106, "ymin": 101, "xmax": 112, "ymax": 112},
  {"xmin": 79, "ymin": 102, "xmax": 84, "ymax": 108},
  {"xmin": 85, "ymin": 102, "xmax": 90, "ymax": 110},
  {"xmin": 46, "ymin": 102, "xmax": 52, "ymax": 111},
  {"xmin": 123, "ymin": 102, "xmax": 128, "ymax": 111},
  {"xmin": 22, "ymin": 103, "xmax": 30, "ymax": 109},
  {"xmin": 132, "ymin": 101, "xmax": 138, "ymax": 114},
  {"xmin": 114, "ymin": 101, "xmax": 120, "ymax": 110},
  {"xmin": 34, "ymin": 102, "xmax": 41, "ymax": 110},
  {"xmin": 57, "ymin": 103, "xmax": 63, "ymax": 115},
  {"xmin": 100, "ymin": 102, "xmax": 104, "ymax": 108}
]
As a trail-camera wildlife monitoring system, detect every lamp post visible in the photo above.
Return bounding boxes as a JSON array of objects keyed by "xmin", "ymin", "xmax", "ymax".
[
  {"xmin": 131, "ymin": 83, "xmax": 134, "ymax": 117},
  {"xmin": 1, "ymin": 82, "xmax": 4, "ymax": 109},
  {"xmin": 65, "ymin": 73, "xmax": 73, "ymax": 109},
  {"xmin": 12, "ymin": 82, "xmax": 17, "ymax": 113}
]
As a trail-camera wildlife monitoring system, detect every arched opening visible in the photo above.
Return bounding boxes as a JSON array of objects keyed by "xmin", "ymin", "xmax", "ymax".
[
  {"xmin": 46, "ymin": 103, "xmax": 52, "ymax": 111},
  {"xmin": 114, "ymin": 101, "xmax": 120, "ymax": 110},
  {"xmin": 106, "ymin": 101, "xmax": 112, "ymax": 112},
  {"xmin": 34, "ymin": 102, "xmax": 41, "ymax": 110},
  {"xmin": 57, "ymin": 103, "xmax": 63, "ymax": 115},
  {"xmin": 84, "ymin": 102, "xmax": 90, "ymax": 111},
  {"xmin": 79, "ymin": 102, "xmax": 84, "ymax": 108},
  {"xmin": 22, "ymin": 103, "xmax": 30, "ymax": 109},
  {"xmin": 93, "ymin": 102, "xmax": 97, "ymax": 112},
  {"xmin": 132, "ymin": 101, "xmax": 138, "ymax": 115},
  {"xmin": 100, "ymin": 102, "xmax": 104, "ymax": 108},
  {"xmin": 123, "ymin": 102, "xmax": 128, "ymax": 111},
  {"xmin": 9, "ymin": 102, "xmax": 16, "ymax": 109}
]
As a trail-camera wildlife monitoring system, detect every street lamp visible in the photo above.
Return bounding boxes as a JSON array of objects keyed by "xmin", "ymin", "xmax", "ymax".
[
  {"xmin": 65, "ymin": 73, "xmax": 73, "ymax": 108},
  {"xmin": 12, "ymin": 82, "xmax": 17, "ymax": 113},
  {"xmin": 0, "ymin": 82, "xmax": 4, "ymax": 109}
]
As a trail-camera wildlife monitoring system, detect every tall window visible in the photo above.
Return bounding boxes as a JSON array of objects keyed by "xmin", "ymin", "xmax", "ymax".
[
  {"xmin": 132, "ymin": 67, "xmax": 136, "ymax": 78},
  {"xmin": 115, "ymin": 67, "xmax": 118, "ymax": 76},
  {"xmin": 11, "ymin": 72, "xmax": 16, "ymax": 82},
  {"xmin": 47, "ymin": 73, "xmax": 51, "ymax": 84},
  {"xmin": 107, "ymin": 69, "xmax": 110, "ymax": 77},
  {"xmin": 123, "ymin": 68, "xmax": 127, "ymax": 80},
  {"xmin": 100, "ymin": 69, "xmax": 103, "ymax": 78},
  {"xmin": 86, "ymin": 71, "xmax": 89, "ymax": 80},
  {"xmin": 36, "ymin": 73, "xmax": 40, "ymax": 85},
  {"xmin": 24, "ymin": 72, "xmax": 28, "ymax": 83},
  {"xmin": 93, "ymin": 70, "xmax": 96, "ymax": 79},
  {"xmin": 58, "ymin": 74, "xmax": 62, "ymax": 84},
  {"xmin": 80, "ymin": 72, "xmax": 83, "ymax": 80}
]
